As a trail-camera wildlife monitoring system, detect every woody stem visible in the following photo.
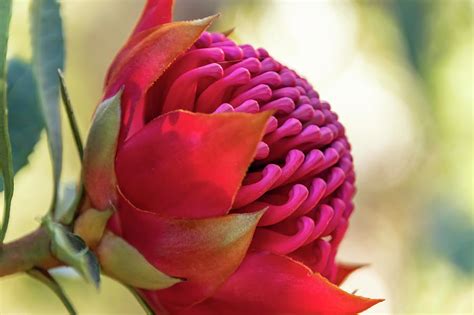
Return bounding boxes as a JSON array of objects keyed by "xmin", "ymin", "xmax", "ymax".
[{"xmin": 0, "ymin": 227, "xmax": 59, "ymax": 277}]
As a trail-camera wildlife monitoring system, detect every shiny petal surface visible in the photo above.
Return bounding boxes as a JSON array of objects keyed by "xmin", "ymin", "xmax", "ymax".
[
  {"xmin": 116, "ymin": 110, "xmax": 272, "ymax": 218},
  {"xmin": 112, "ymin": 191, "xmax": 264, "ymax": 309},
  {"xmin": 178, "ymin": 253, "xmax": 382, "ymax": 315},
  {"xmin": 105, "ymin": 17, "xmax": 217, "ymax": 142}
]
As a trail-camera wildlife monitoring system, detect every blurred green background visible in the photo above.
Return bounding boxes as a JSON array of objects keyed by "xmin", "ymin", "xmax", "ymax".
[{"xmin": 1, "ymin": 0, "xmax": 473, "ymax": 313}]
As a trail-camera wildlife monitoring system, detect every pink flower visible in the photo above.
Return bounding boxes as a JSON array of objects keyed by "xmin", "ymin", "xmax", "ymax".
[{"xmin": 83, "ymin": 0, "xmax": 383, "ymax": 313}]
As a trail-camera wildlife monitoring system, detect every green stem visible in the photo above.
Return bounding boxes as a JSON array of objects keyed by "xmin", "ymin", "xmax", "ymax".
[
  {"xmin": 27, "ymin": 267, "xmax": 77, "ymax": 315},
  {"xmin": 125, "ymin": 285, "xmax": 156, "ymax": 315},
  {"xmin": 0, "ymin": 0, "xmax": 14, "ymax": 244},
  {"xmin": 0, "ymin": 227, "xmax": 58, "ymax": 277},
  {"xmin": 57, "ymin": 69, "xmax": 83, "ymax": 161}
]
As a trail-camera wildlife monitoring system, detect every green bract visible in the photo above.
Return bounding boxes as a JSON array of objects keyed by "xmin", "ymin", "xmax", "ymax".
[
  {"xmin": 44, "ymin": 217, "xmax": 101, "ymax": 288},
  {"xmin": 97, "ymin": 232, "xmax": 182, "ymax": 290},
  {"xmin": 83, "ymin": 89, "xmax": 122, "ymax": 211}
]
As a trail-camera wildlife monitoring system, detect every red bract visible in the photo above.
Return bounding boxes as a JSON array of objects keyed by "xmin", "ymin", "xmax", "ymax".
[{"xmin": 87, "ymin": 0, "xmax": 383, "ymax": 313}]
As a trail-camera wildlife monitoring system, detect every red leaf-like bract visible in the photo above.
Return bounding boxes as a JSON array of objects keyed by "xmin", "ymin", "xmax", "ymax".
[
  {"xmin": 177, "ymin": 253, "xmax": 382, "ymax": 315},
  {"xmin": 334, "ymin": 263, "xmax": 367, "ymax": 286},
  {"xmin": 110, "ymin": 190, "xmax": 264, "ymax": 309},
  {"xmin": 105, "ymin": 0, "xmax": 174, "ymax": 88},
  {"xmin": 132, "ymin": 0, "xmax": 174, "ymax": 35},
  {"xmin": 116, "ymin": 110, "xmax": 272, "ymax": 218},
  {"xmin": 104, "ymin": 16, "xmax": 217, "ymax": 143}
]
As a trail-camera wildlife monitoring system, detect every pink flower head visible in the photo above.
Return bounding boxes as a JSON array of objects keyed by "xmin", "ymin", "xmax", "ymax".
[{"xmin": 82, "ymin": 1, "xmax": 383, "ymax": 314}]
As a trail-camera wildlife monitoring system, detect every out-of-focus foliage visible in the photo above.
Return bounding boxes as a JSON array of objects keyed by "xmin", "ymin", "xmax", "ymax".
[
  {"xmin": 30, "ymin": 0, "xmax": 65, "ymax": 213},
  {"xmin": 426, "ymin": 200, "xmax": 474, "ymax": 274},
  {"xmin": 0, "ymin": 59, "xmax": 43, "ymax": 192},
  {"xmin": 0, "ymin": 0, "xmax": 472, "ymax": 314}
]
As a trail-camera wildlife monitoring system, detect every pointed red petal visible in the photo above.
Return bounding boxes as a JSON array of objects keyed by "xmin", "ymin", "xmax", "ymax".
[
  {"xmin": 104, "ymin": 17, "xmax": 217, "ymax": 142},
  {"xmin": 334, "ymin": 263, "xmax": 367, "ymax": 286},
  {"xmin": 132, "ymin": 0, "xmax": 174, "ymax": 35},
  {"xmin": 116, "ymin": 110, "xmax": 272, "ymax": 218},
  {"xmin": 111, "ymin": 191, "xmax": 264, "ymax": 309},
  {"xmin": 178, "ymin": 253, "xmax": 382, "ymax": 315}
]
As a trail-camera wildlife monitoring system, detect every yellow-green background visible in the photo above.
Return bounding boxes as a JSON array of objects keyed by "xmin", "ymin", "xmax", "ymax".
[{"xmin": 1, "ymin": 0, "xmax": 473, "ymax": 313}]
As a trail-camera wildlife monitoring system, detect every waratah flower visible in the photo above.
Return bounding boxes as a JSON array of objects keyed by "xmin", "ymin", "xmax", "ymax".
[{"xmin": 80, "ymin": 0, "xmax": 382, "ymax": 314}]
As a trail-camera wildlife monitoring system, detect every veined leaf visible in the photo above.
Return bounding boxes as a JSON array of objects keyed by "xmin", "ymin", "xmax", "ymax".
[
  {"xmin": 0, "ymin": 59, "xmax": 44, "ymax": 192},
  {"xmin": 0, "ymin": 0, "xmax": 14, "ymax": 243},
  {"xmin": 30, "ymin": 0, "xmax": 65, "ymax": 213}
]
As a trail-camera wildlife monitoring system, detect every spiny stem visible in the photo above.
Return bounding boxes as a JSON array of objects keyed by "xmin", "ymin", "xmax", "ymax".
[
  {"xmin": 27, "ymin": 267, "xmax": 77, "ymax": 315},
  {"xmin": 57, "ymin": 69, "xmax": 83, "ymax": 161}
]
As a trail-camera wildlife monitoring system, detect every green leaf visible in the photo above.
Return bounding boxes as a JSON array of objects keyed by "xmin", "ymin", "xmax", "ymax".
[
  {"xmin": 0, "ymin": 0, "xmax": 14, "ymax": 243},
  {"xmin": 30, "ymin": 0, "xmax": 65, "ymax": 213},
  {"xmin": 27, "ymin": 267, "xmax": 77, "ymax": 315},
  {"xmin": 0, "ymin": 59, "xmax": 44, "ymax": 192},
  {"xmin": 83, "ymin": 89, "xmax": 122, "ymax": 210},
  {"xmin": 97, "ymin": 232, "xmax": 182, "ymax": 290},
  {"xmin": 45, "ymin": 218, "xmax": 101, "ymax": 288}
]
